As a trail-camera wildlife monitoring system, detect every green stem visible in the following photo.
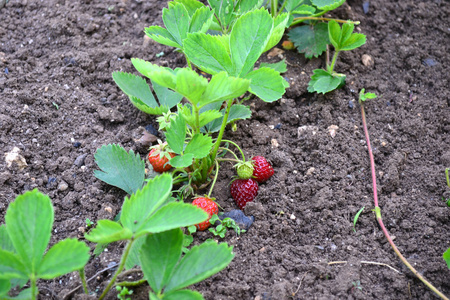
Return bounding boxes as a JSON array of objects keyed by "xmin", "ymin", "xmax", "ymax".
[
  {"xmin": 98, "ymin": 239, "xmax": 135, "ymax": 300},
  {"xmin": 116, "ymin": 279, "xmax": 147, "ymax": 287},
  {"xmin": 290, "ymin": 16, "xmax": 360, "ymax": 27},
  {"xmin": 360, "ymin": 103, "xmax": 449, "ymax": 300},
  {"xmin": 216, "ymin": 158, "xmax": 241, "ymax": 163},
  {"xmin": 210, "ymin": 99, "xmax": 234, "ymax": 163},
  {"xmin": 220, "ymin": 139, "xmax": 246, "ymax": 162},
  {"xmin": 207, "ymin": 160, "xmax": 220, "ymax": 198},
  {"xmin": 328, "ymin": 51, "xmax": 340, "ymax": 73},
  {"xmin": 271, "ymin": 0, "xmax": 277, "ymax": 17},
  {"xmin": 185, "ymin": 55, "xmax": 192, "ymax": 70},
  {"xmin": 30, "ymin": 276, "xmax": 37, "ymax": 300},
  {"xmin": 218, "ymin": 147, "xmax": 239, "ymax": 161},
  {"xmin": 445, "ymin": 168, "xmax": 450, "ymax": 189},
  {"xmin": 79, "ymin": 268, "xmax": 89, "ymax": 294}
]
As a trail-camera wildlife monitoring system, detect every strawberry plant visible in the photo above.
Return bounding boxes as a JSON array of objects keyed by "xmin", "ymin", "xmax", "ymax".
[
  {"xmin": 307, "ymin": 20, "xmax": 366, "ymax": 94},
  {"xmin": 96, "ymin": 2, "xmax": 287, "ymax": 198},
  {"xmin": 84, "ymin": 173, "xmax": 234, "ymax": 299},
  {"xmin": 0, "ymin": 190, "xmax": 90, "ymax": 300}
]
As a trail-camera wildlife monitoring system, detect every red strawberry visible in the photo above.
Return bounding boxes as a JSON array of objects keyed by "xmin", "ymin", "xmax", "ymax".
[
  {"xmin": 251, "ymin": 156, "xmax": 274, "ymax": 183},
  {"xmin": 148, "ymin": 148, "xmax": 176, "ymax": 173},
  {"xmin": 192, "ymin": 197, "xmax": 218, "ymax": 231},
  {"xmin": 230, "ymin": 178, "xmax": 258, "ymax": 210}
]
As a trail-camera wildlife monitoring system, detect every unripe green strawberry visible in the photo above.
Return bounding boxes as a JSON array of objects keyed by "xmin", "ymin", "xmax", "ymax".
[{"xmin": 236, "ymin": 161, "xmax": 254, "ymax": 179}]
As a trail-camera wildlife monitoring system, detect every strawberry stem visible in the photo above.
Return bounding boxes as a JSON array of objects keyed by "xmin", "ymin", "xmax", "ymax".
[
  {"xmin": 221, "ymin": 139, "xmax": 246, "ymax": 162},
  {"xmin": 208, "ymin": 160, "xmax": 220, "ymax": 198},
  {"xmin": 360, "ymin": 102, "xmax": 449, "ymax": 300}
]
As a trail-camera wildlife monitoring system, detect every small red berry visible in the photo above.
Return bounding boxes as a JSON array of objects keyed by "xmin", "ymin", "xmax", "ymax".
[
  {"xmin": 148, "ymin": 148, "xmax": 176, "ymax": 173},
  {"xmin": 230, "ymin": 178, "xmax": 258, "ymax": 210},
  {"xmin": 192, "ymin": 197, "xmax": 219, "ymax": 231},
  {"xmin": 251, "ymin": 156, "xmax": 274, "ymax": 183}
]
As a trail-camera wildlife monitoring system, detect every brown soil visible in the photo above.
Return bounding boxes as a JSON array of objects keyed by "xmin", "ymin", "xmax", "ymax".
[{"xmin": 1, "ymin": 0, "xmax": 449, "ymax": 299}]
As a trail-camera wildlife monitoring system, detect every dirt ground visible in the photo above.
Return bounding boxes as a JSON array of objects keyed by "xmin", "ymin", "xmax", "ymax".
[{"xmin": 0, "ymin": 0, "xmax": 449, "ymax": 299}]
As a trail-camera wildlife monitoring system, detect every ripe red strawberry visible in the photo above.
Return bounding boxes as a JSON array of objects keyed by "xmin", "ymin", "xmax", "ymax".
[
  {"xmin": 251, "ymin": 156, "xmax": 274, "ymax": 183},
  {"xmin": 230, "ymin": 178, "xmax": 258, "ymax": 210},
  {"xmin": 192, "ymin": 197, "xmax": 218, "ymax": 231},
  {"xmin": 148, "ymin": 148, "xmax": 176, "ymax": 173}
]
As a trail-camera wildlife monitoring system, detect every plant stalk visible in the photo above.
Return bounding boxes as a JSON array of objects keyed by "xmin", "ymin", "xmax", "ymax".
[
  {"xmin": 328, "ymin": 51, "xmax": 339, "ymax": 73},
  {"xmin": 360, "ymin": 103, "xmax": 449, "ymax": 300},
  {"xmin": 79, "ymin": 268, "xmax": 89, "ymax": 294},
  {"xmin": 30, "ymin": 276, "xmax": 37, "ymax": 300},
  {"xmin": 116, "ymin": 279, "xmax": 147, "ymax": 287},
  {"xmin": 98, "ymin": 239, "xmax": 134, "ymax": 300},
  {"xmin": 210, "ymin": 98, "xmax": 234, "ymax": 162},
  {"xmin": 290, "ymin": 16, "xmax": 360, "ymax": 27}
]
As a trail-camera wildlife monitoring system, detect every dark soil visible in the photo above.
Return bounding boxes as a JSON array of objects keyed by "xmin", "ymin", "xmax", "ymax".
[{"xmin": 1, "ymin": 0, "xmax": 449, "ymax": 299}]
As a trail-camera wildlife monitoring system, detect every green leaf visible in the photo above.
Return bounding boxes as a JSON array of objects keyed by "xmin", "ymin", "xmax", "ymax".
[
  {"xmin": 151, "ymin": 80, "xmax": 184, "ymax": 111},
  {"xmin": 169, "ymin": 154, "xmax": 195, "ymax": 168},
  {"xmin": 84, "ymin": 220, "xmax": 132, "ymax": 244},
  {"xmin": 5, "ymin": 190, "xmax": 53, "ymax": 275},
  {"xmin": 0, "ymin": 225, "xmax": 14, "ymax": 252},
  {"xmin": 140, "ymin": 229, "xmax": 183, "ymax": 293},
  {"xmin": 131, "ymin": 59, "xmax": 176, "ymax": 89},
  {"xmin": 328, "ymin": 20, "xmax": 366, "ymax": 51},
  {"xmin": 164, "ymin": 289, "xmax": 204, "ymax": 300},
  {"xmin": 94, "ymin": 144, "xmax": 146, "ymax": 195},
  {"xmin": 292, "ymin": 5, "xmax": 316, "ymax": 15},
  {"xmin": 163, "ymin": 2, "xmax": 190, "ymax": 47},
  {"xmin": 288, "ymin": 23, "xmax": 329, "ymax": 58},
  {"xmin": 230, "ymin": 8, "xmax": 273, "ymax": 76},
  {"xmin": 184, "ymin": 134, "xmax": 213, "ymax": 159},
  {"xmin": 137, "ymin": 202, "xmax": 208, "ymax": 236},
  {"xmin": 245, "ymin": 67, "xmax": 287, "ymax": 102},
  {"xmin": 165, "ymin": 241, "xmax": 234, "ymax": 292},
  {"xmin": 144, "ymin": 26, "xmax": 181, "ymax": 48},
  {"xmin": 237, "ymin": 0, "xmax": 264, "ymax": 14},
  {"xmin": 0, "ymin": 279, "xmax": 11, "ymax": 297},
  {"xmin": 443, "ymin": 248, "xmax": 450, "ymax": 269},
  {"xmin": 260, "ymin": 59, "xmax": 287, "ymax": 73},
  {"xmin": 352, "ymin": 207, "xmax": 365, "ymax": 232},
  {"xmin": 175, "ymin": 0, "xmax": 206, "ymax": 17},
  {"xmin": 208, "ymin": 0, "xmax": 235, "ymax": 29},
  {"xmin": 359, "ymin": 89, "xmax": 377, "ymax": 102},
  {"xmin": 166, "ymin": 114, "xmax": 187, "ymax": 154},
  {"xmin": 184, "ymin": 33, "xmax": 233, "ymax": 75},
  {"xmin": 263, "ymin": 13, "xmax": 289, "ymax": 53},
  {"xmin": 200, "ymin": 72, "xmax": 250, "ymax": 107},
  {"xmin": 174, "ymin": 68, "xmax": 208, "ymax": 104},
  {"xmin": 311, "ymin": 0, "xmax": 345, "ymax": 11},
  {"xmin": 307, "ymin": 69, "xmax": 346, "ymax": 94},
  {"xmin": 198, "ymin": 110, "xmax": 223, "ymax": 128},
  {"xmin": 112, "ymin": 71, "xmax": 158, "ymax": 107},
  {"xmin": 189, "ymin": 5, "xmax": 214, "ymax": 33},
  {"xmin": 0, "ymin": 250, "xmax": 27, "ymax": 279},
  {"xmin": 203, "ymin": 104, "xmax": 251, "ymax": 133},
  {"xmin": 121, "ymin": 174, "xmax": 173, "ymax": 234},
  {"xmin": 124, "ymin": 235, "xmax": 146, "ymax": 270},
  {"xmin": 37, "ymin": 239, "xmax": 90, "ymax": 279}
]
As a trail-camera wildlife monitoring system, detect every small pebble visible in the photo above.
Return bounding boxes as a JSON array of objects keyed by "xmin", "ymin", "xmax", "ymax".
[
  {"xmin": 362, "ymin": 1, "xmax": 370, "ymax": 14},
  {"xmin": 422, "ymin": 58, "xmax": 437, "ymax": 67},
  {"xmin": 348, "ymin": 100, "xmax": 355, "ymax": 109},
  {"xmin": 219, "ymin": 209, "xmax": 254, "ymax": 231},
  {"xmin": 274, "ymin": 123, "xmax": 282, "ymax": 129},
  {"xmin": 73, "ymin": 142, "xmax": 82, "ymax": 148},
  {"xmin": 47, "ymin": 177, "xmax": 57, "ymax": 189},
  {"xmin": 4, "ymin": 67, "xmax": 8, "ymax": 74},
  {"xmin": 74, "ymin": 154, "xmax": 88, "ymax": 167},
  {"xmin": 58, "ymin": 180, "xmax": 69, "ymax": 192}
]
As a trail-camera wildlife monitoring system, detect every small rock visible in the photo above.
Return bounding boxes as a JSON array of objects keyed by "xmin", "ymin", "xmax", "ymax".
[
  {"xmin": 306, "ymin": 167, "xmax": 316, "ymax": 176},
  {"xmin": 271, "ymin": 139, "xmax": 279, "ymax": 148},
  {"xmin": 362, "ymin": 1, "xmax": 370, "ymax": 14},
  {"xmin": 327, "ymin": 125, "xmax": 339, "ymax": 138},
  {"xmin": 290, "ymin": 214, "xmax": 296, "ymax": 220},
  {"xmin": 297, "ymin": 126, "xmax": 318, "ymax": 138},
  {"xmin": 267, "ymin": 47, "xmax": 284, "ymax": 59},
  {"xmin": 58, "ymin": 180, "xmax": 69, "ymax": 192},
  {"xmin": 219, "ymin": 209, "xmax": 255, "ymax": 231},
  {"xmin": 4, "ymin": 147, "xmax": 28, "ymax": 170},
  {"xmin": 74, "ymin": 154, "xmax": 88, "ymax": 167},
  {"xmin": 73, "ymin": 142, "xmax": 82, "ymax": 148},
  {"xmin": 422, "ymin": 58, "xmax": 437, "ymax": 67},
  {"xmin": 362, "ymin": 54, "xmax": 374, "ymax": 67},
  {"xmin": 348, "ymin": 100, "xmax": 355, "ymax": 109},
  {"xmin": 47, "ymin": 177, "xmax": 58, "ymax": 189}
]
